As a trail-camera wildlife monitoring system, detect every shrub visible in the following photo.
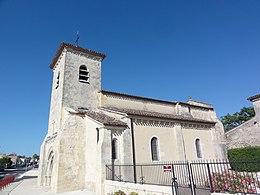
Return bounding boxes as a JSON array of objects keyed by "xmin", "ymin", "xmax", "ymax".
[
  {"xmin": 114, "ymin": 190, "xmax": 126, "ymax": 195},
  {"xmin": 228, "ymin": 146, "xmax": 260, "ymax": 172},
  {"xmin": 129, "ymin": 192, "xmax": 138, "ymax": 195}
]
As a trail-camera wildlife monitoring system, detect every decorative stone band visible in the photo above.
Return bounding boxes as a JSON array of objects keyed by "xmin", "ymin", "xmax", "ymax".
[
  {"xmin": 133, "ymin": 118, "xmax": 175, "ymax": 127},
  {"xmin": 133, "ymin": 118, "xmax": 213, "ymax": 130},
  {"xmin": 181, "ymin": 122, "xmax": 213, "ymax": 130}
]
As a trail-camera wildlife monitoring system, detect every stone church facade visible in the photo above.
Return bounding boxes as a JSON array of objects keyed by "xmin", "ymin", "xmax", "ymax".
[{"xmin": 38, "ymin": 43, "xmax": 226, "ymax": 194}]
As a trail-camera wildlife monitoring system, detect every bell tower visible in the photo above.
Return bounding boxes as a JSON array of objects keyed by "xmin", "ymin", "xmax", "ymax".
[{"xmin": 47, "ymin": 42, "xmax": 106, "ymax": 134}]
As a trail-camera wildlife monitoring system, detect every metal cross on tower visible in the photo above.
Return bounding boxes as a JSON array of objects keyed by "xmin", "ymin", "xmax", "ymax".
[{"xmin": 75, "ymin": 31, "xmax": 80, "ymax": 46}]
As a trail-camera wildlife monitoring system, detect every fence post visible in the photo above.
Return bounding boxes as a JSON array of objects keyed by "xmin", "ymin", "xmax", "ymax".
[
  {"xmin": 188, "ymin": 162, "xmax": 196, "ymax": 195},
  {"xmin": 140, "ymin": 165, "xmax": 144, "ymax": 184},
  {"xmin": 171, "ymin": 163, "xmax": 179, "ymax": 195},
  {"xmin": 206, "ymin": 162, "xmax": 213, "ymax": 193},
  {"xmin": 112, "ymin": 160, "xmax": 115, "ymax": 181}
]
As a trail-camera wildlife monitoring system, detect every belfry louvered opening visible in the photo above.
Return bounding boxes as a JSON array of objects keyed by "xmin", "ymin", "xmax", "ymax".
[{"xmin": 79, "ymin": 65, "xmax": 89, "ymax": 83}]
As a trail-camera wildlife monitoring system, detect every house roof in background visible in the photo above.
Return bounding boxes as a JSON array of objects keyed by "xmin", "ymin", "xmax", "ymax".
[{"xmin": 247, "ymin": 94, "xmax": 260, "ymax": 102}]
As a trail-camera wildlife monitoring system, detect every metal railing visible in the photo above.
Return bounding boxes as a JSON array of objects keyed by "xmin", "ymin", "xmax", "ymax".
[
  {"xmin": 106, "ymin": 161, "xmax": 191, "ymax": 186},
  {"xmin": 106, "ymin": 160, "xmax": 260, "ymax": 194},
  {"xmin": 0, "ymin": 174, "xmax": 15, "ymax": 191},
  {"xmin": 190, "ymin": 160, "xmax": 260, "ymax": 194}
]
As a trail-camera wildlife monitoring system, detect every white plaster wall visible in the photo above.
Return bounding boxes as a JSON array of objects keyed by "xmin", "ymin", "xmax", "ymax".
[
  {"xmin": 178, "ymin": 104, "xmax": 216, "ymax": 122},
  {"xmin": 190, "ymin": 107, "xmax": 216, "ymax": 121},
  {"xmin": 84, "ymin": 117, "xmax": 102, "ymax": 192},
  {"xmin": 101, "ymin": 94, "xmax": 218, "ymax": 124},
  {"xmin": 100, "ymin": 94, "xmax": 176, "ymax": 114},
  {"xmin": 182, "ymin": 128, "xmax": 216, "ymax": 160},
  {"xmin": 134, "ymin": 123, "xmax": 178, "ymax": 163}
]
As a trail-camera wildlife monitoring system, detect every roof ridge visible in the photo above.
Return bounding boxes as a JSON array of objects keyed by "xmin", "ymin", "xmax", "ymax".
[
  {"xmin": 247, "ymin": 94, "xmax": 260, "ymax": 102},
  {"xmin": 100, "ymin": 90, "xmax": 214, "ymax": 110}
]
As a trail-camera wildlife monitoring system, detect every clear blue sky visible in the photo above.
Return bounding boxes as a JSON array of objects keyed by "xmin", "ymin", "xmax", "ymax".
[{"xmin": 0, "ymin": 0, "xmax": 259, "ymax": 156}]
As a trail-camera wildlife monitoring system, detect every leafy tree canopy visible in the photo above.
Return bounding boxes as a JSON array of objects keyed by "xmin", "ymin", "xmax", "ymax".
[
  {"xmin": 32, "ymin": 154, "xmax": 39, "ymax": 160},
  {"xmin": 0, "ymin": 156, "xmax": 12, "ymax": 167},
  {"xmin": 220, "ymin": 106, "xmax": 255, "ymax": 132}
]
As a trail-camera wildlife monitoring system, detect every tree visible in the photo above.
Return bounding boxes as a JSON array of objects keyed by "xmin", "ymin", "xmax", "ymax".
[
  {"xmin": 32, "ymin": 154, "xmax": 39, "ymax": 160},
  {"xmin": 0, "ymin": 157, "xmax": 12, "ymax": 168},
  {"xmin": 32, "ymin": 154, "xmax": 39, "ymax": 164},
  {"xmin": 220, "ymin": 106, "xmax": 255, "ymax": 132}
]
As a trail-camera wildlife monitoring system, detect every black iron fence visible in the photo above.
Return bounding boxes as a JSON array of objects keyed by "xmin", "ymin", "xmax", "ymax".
[{"xmin": 106, "ymin": 160, "xmax": 260, "ymax": 195}]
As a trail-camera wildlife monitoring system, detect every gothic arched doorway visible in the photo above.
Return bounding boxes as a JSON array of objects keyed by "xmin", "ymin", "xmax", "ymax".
[{"xmin": 45, "ymin": 150, "xmax": 54, "ymax": 186}]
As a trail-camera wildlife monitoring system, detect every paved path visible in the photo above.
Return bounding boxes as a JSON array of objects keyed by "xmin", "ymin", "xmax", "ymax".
[{"xmin": 1, "ymin": 169, "xmax": 96, "ymax": 195}]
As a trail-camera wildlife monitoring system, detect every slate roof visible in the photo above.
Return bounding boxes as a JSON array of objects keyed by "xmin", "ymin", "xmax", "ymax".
[
  {"xmin": 50, "ymin": 42, "xmax": 106, "ymax": 69},
  {"xmin": 101, "ymin": 106, "xmax": 216, "ymax": 124},
  {"xmin": 247, "ymin": 94, "xmax": 260, "ymax": 102},
  {"xmin": 84, "ymin": 111, "xmax": 128, "ymax": 127},
  {"xmin": 100, "ymin": 90, "xmax": 214, "ymax": 110}
]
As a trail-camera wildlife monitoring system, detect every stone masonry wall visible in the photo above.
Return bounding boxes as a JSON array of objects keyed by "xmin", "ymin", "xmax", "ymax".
[
  {"xmin": 63, "ymin": 48, "xmax": 102, "ymax": 110},
  {"xmin": 225, "ymin": 117, "xmax": 260, "ymax": 149}
]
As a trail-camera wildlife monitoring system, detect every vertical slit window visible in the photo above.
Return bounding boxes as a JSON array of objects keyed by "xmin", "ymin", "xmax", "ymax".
[
  {"xmin": 151, "ymin": 137, "xmax": 159, "ymax": 161},
  {"xmin": 96, "ymin": 128, "xmax": 99, "ymax": 143},
  {"xmin": 79, "ymin": 65, "xmax": 89, "ymax": 83},
  {"xmin": 195, "ymin": 138, "xmax": 202, "ymax": 158},
  {"xmin": 56, "ymin": 72, "xmax": 60, "ymax": 89},
  {"xmin": 112, "ymin": 139, "xmax": 117, "ymax": 160}
]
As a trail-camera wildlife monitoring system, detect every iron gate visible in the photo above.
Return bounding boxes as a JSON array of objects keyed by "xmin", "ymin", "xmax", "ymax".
[{"xmin": 171, "ymin": 162, "xmax": 194, "ymax": 195}]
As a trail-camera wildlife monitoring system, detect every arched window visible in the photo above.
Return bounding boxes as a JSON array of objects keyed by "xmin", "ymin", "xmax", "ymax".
[
  {"xmin": 112, "ymin": 139, "xmax": 117, "ymax": 160},
  {"xmin": 151, "ymin": 137, "xmax": 159, "ymax": 161},
  {"xmin": 195, "ymin": 138, "xmax": 202, "ymax": 158},
  {"xmin": 79, "ymin": 65, "xmax": 89, "ymax": 83}
]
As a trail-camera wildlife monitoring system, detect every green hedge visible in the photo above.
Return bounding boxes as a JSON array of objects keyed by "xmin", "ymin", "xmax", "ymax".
[{"xmin": 228, "ymin": 146, "xmax": 260, "ymax": 172}]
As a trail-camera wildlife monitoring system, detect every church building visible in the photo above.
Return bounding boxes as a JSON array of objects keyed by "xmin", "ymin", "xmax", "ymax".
[{"xmin": 38, "ymin": 43, "xmax": 226, "ymax": 194}]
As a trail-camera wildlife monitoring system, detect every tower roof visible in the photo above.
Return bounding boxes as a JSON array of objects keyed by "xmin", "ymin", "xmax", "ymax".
[
  {"xmin": 247, "ymin": 94, "xmax": 260, "ymax": 102},
  {"xmin": 50, "ymin": 42, "xmax": 106, "ymax": 69}
]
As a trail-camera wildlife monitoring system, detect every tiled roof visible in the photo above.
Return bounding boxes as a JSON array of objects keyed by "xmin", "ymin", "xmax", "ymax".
[
  {"xmin": 247, "ymin": 94, "xmax": 260, "ymax": 102},
  {"xmin": 50, "ymin": 42, "xmax": 106, "ymax": 69},
  {"xmin": 85, "ymin": 111, "xmax": 128, "ymax": 127},
  {"xmin": 101, "ymin": 106, "xmax": 216, "ymax": 124},
  {"xmin": 100, "ymin": 90, "xmax": 214, "ymax": 110}
]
